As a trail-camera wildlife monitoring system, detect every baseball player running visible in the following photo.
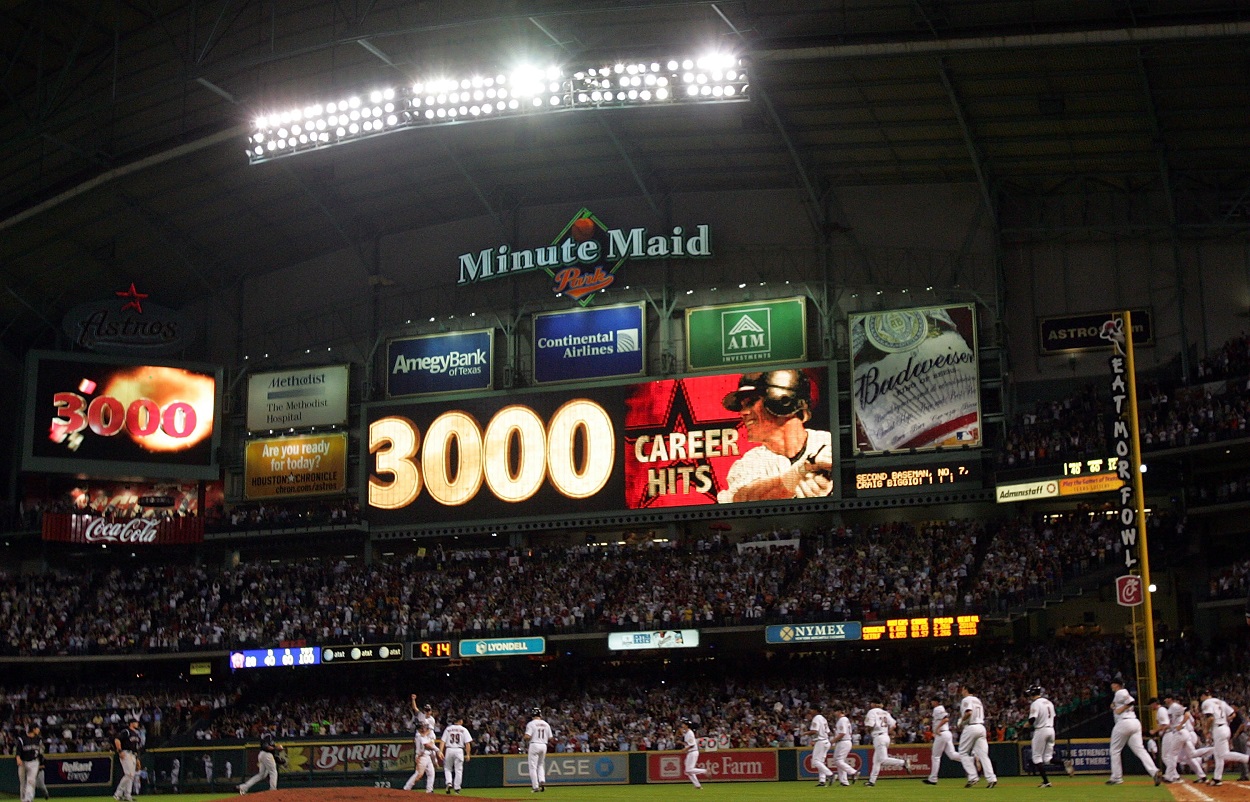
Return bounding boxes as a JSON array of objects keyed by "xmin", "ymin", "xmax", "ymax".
[
  {"xmin": 1107, "ymin": 678, "xmax": 1163, "ymax": 785},
  {"xmin": 807, "ymin": 705, "xmax": 835, "ymax": 787},
  {"xmin": 411, "ymin": 696, "xmax": 441, "ymax": 791},
  {"xmin": 404, "ymin": 722, "xmax": 442, "ymax": 792},
  {"xmin": 16, "ymin": 722, "xmax": 41, "ymax": 802},
  {"xmin": 1155, "ymin": 696, "xmax": 1180, "ymax": 782},
  {"xmin": 863, "ymin": 698, "xmax": 907, "ymax": 785},
  {"xmin": 1026, "ymin": 686, "xmax": 1073, "ymax": 786},
  {"xmin": 957, "ymin": 684, "xmax": 998, "ymax": 788},
  {"xmin": 237, "ymin": 725, "xmax": 283, "ymax": 794},
  {"xmin": 831, "ymin": 704, "xmax": 858, "ymax": 786},
  {"xmin": 923, "ymin": 695, "xmax": 960, "ymax": 785},
  {"xmin": 441, "ymin": 714, "xmax": 472, "ymax": 794},
  {"xmin": 1200, "ymin": 690, "xmax": 1249, "ymax": 785},
  {"xmin": 113, "ymin": 719, "xmax": 142, "ymax": 801},
  {"xmin": 678, "ymin": 718, "xmax": 708, "ymax": 789},
  {"xmin": 524, "ymin": 708, "xmax": 552, "ymax": 793}
]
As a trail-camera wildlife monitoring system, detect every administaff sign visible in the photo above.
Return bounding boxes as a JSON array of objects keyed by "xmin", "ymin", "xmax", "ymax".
[
  {"xmin": 244, "ymin": 432, "xmax": 347, "ymax": 500},
  {"xmin": 387, "ymin": 330, "xmax": 493, "ymax": 397},
  {"xmin": 533, "ymin": 303, "xmax": 645, "ymax": 383},
  {"xmin": 246, "ymin": 364, "xmax": 349, "ymax": 430},
  {"xmin": 685, "ymin": 297, "xmax": 807, "ymax": 370}
]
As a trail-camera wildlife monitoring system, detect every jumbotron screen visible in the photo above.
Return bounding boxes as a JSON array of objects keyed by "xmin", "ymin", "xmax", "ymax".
[
  {"xmin": 22, "ymin": 351, "xmax": 221, "ymax": 480},
  {"xmin": 363, "ymin": 366, "xmax": 829, "ymax": 526}
]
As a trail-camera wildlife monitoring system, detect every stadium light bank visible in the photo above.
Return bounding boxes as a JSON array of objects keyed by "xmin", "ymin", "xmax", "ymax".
[{"xmin": 246, "ymin": 53, "xmax": 749, "ymax": 164}]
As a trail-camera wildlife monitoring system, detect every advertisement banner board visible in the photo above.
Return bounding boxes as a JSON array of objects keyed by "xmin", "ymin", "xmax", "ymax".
[
  {"xmin": 532, "ymin": 303, "xmax": 645, "ymax": 383},
  {"xmin": 387, "ymin": 330, "xmax": 494, "ymax": 397},
  {"xmin": 246, "ymin": 364, "xmax": 350, "ymax": 430},
  {"xmin": 849, "ymin": 304, "xmax": 981, "ymax": 454},
  {"xmin": 685, "ymin": 297, "xmax": 807, "ymax": 370},
  {"xmin": 503, "ymin": 754, "xmax": 629, "ymax": 786},
  {"xmin": 364, "ymin": 366, "xmax": 829, "ymax": 527},
  {"xmin": 1020, "ymin": 739, "xmax": 1111, "ymax": 774},
  {"xmin": 244, "ymin": 432, "xmax": 348, "ymax": 500},
  {"xmin": 22, "ymin": 351, "xmax": 221, "ymax": 480},
  {"xmin": 647, "ymin": 750, "xmax": 778, "ymax": 783},
  {"xmin": 282, "ymin": 742, "xmax": 415, "ymax": 774},
  {"xmin": 765, "ymin": 622, "xmax": 863, "ymax": 644},
  {"xmin": 1038, "ymin": 309, "xmax": 1153, "ymax": 355},
  {"xmin": 458, "ymin": 637, "xmax": 546, "ymax": 658},
  {"xmin": 796, "ymin": 745, "xmax": 932, "ymax": 780},
  {"xmin": 607, "ymin": 629, "xmax": 699, "ymax": 651},
  {"xmin": 44, "ymin": 755, "xmax": 114, "ymax": 786},
  {"xmin": 41, "ymin": 513, "xmax": 204, "ymax": 545}
]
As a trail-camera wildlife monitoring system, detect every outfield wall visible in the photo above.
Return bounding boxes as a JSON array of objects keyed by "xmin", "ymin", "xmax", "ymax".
[{"xmin": 2, "ymin": 738, "xmax": 1152, "ymax": 795}]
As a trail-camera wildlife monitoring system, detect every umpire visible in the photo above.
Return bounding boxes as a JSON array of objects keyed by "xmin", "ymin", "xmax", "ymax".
[
  {"xmin": 238, "ymin": 726, "xmax": 284, "ymax": 794},
  {"xmin": 16, "ymin": 722, "xmax": 41, "ymax": 802}
]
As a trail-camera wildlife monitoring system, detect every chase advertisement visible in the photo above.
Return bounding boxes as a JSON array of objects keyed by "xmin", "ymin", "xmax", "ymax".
[
  {"xmin": 532, "ymin": 303, "xmax": 645, "ymax": 383},
  {"xmin": 364, "ymin": 366, "xmax": 829, "ymax": 527},
  {"xmin": 387, "ymin": 330, "xmax": 493, "ymax": 397},
  {"xmin": 503, "ymin": 754, "xmax": 629, "ymax": 786},
  {"xmin": 22, "ymin": 351, "xmax": 221, "ymax": 480},
  {"xmin": 849, "ymin": 304, "xmax": 981, "ymax": 454}
]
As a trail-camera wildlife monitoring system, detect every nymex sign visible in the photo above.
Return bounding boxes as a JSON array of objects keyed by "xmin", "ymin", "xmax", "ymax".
[{"xmin": 765, "ymin": 622, "xmax": 864, "ymax": 644}]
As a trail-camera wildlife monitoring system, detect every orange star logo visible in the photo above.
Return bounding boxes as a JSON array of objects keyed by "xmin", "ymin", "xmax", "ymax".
[{"xmin": 115, "ymin": 283, "xmax": 149, "ymax": 313}]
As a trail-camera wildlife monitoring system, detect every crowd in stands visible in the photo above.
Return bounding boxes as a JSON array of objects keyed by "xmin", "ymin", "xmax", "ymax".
[
  {"xmin": 1207, "ymin": 558, "xmax": 1250, "ymax": 600},
  {"xmin": 999, "ymin": 332, "xmax": 1250, "ymax": 469},
  {"xmin": 0, "ymin": 516, "xmax": 1141, "ymax": 657},
  {"xmin": 213, "ymin": 501, "xmax": 360, "ymax": 532},
  {"xmin": 1189, "ymin": 469, "xmax": 1250, "ymax": 507}
]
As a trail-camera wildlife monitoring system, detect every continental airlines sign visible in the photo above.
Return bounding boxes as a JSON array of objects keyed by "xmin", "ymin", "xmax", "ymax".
[{"xmin": 455, "ymin": 208, "xmax": 712, "ymax": 304}]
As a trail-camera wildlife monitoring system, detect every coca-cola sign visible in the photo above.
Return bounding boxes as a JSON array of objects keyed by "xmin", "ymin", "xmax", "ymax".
[
  {"xmin": 83, "ymin": 517, "xmax": 160, "ymax": 543},
  {"xmin": 41, "ymin": 512, "xmax": 204, "ymax": 545}
]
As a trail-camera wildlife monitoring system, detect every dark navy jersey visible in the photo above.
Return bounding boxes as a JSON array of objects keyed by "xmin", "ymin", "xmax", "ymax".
[
  {"xmin": 16, "ymin": 732, "xmax": 41, "ymax": 762},
  {"xmin": 117, "ymin": 728, "xmax": 142, "ymax": 753},
  {"xmin": 260, "ymin": 731, "xmax": 277, "ymax": 753}
]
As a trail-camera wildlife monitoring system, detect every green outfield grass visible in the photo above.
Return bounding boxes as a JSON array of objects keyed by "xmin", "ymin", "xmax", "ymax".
[{"xmin": 49, "ymin": 776, "xmax": 1181, "ymax": 802}]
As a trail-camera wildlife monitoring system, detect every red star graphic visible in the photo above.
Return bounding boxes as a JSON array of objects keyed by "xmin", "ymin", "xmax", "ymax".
[{"xmin": 115, "ymin": 282, "xmax": 149, "ymax": 313}]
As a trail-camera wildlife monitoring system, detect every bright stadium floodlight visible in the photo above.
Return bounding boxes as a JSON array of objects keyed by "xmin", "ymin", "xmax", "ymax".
[{"xmin": 246, "ymin": 52, "xmax": 749, "ymax": 163}]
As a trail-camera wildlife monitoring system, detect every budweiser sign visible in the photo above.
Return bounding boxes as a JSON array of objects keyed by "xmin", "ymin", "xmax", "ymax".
[{"xmin": 41, "ymin": 512, "xmax": 204, "ymax": 545}]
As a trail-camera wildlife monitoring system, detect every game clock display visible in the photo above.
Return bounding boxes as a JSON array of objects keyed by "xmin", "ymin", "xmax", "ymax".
[{"xmin": 411, "ymin": 640, "xmax": 453, "ymax": 660}]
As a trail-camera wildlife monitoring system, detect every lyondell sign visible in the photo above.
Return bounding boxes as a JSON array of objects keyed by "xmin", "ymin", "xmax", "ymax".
[{"xmin": 458, "ymin": 637, "xmax": 546, "ymax": 658}]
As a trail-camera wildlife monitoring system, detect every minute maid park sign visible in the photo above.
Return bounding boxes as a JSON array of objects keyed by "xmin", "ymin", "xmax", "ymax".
[{"xmin": 456, "ymin": 208, "xmax": 712, "ymax": 305}]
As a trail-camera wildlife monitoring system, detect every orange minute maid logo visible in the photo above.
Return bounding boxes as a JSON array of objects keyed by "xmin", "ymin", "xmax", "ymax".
[{"xmin": 549, "ymin": 209, "xmax": 618, "ymax": 304}]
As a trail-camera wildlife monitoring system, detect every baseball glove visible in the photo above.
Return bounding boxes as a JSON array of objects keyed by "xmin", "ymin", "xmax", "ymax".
[{"xmin": 275, "ymin": 752, "xmax": 289, "ymax": 769}]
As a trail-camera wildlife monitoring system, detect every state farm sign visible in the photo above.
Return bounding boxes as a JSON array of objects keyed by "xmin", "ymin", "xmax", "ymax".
[{"xmin": 647, "ymin": 750, "xmax": 778, "ymax": 783}]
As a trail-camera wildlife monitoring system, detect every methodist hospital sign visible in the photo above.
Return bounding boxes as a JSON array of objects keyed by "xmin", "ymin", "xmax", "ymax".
[{"xmin": 456, "ymin": 210, "xmax": 712, "ymax": 302}]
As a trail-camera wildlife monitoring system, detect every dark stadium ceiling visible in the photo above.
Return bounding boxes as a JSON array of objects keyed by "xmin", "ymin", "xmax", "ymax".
[{"xmin": 0, "ymin": 0, "xmax": 1248, "ymax": 361}]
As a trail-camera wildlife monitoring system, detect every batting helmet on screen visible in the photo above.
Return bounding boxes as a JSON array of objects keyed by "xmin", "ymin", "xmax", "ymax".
[
  {"xmin": 532, "ymin": 707, "xmax": 543, "ymax": 717},
  {"xmin": 721, "ymin": 370, "xmax": 813, "ymax": 418}
]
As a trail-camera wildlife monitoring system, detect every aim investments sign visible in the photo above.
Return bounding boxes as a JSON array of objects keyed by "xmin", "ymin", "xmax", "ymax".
[{"xmin": 456, "ymin": 208, "xmax": 712, "ymax": 306}]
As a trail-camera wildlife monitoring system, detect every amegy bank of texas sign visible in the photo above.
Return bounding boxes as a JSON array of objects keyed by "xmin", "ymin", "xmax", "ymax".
[{"xmin": 456, "ymin": 209, "xmax": 713, "ymax": 304}]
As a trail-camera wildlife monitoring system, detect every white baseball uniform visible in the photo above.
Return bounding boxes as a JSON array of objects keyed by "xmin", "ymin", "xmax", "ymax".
[
  {"xmin": 403, "ymin": 732, "xmax": 438, "ymax": 792},
  {"xmin": 928, "ymin": 703, "xmax": 959, "ymax": 783},
  {"xmin": 958, "ymin": 694, "xmax": 997, "ymax": 784},
  {"xmin": 525, "ymin": 717, "xmax": 552, "ymax": 791},
  {"xmin": 809, "ymin": 713, "xmax": 834, "ymax": 784},
  {"xmin": 441, "ymin": 723, "xmax": 472, "ymax": 792},
  {"xmin": 717, "ymin": 429, "xmax": 832, "ymax": 502},
  {"xmin": 864, "ymin": 706, "xmax": 906, "ymax": 782},
  {"xmin": 1030, "ymin": 697, "xmax": 1058, "ymax": 765},
  {"xmin": 1179, "ymin": 706, "xmax": 1208, "ymax": 780},
  {"xmin": 832, "ymin": 714, "xmax": 857, "ymax": 785},
  {"xmin": 1158, "ymin": 704, "xmax": 1179, "ymax": 781},
  {"xmin": 1109, "ymin": 687, "xmax": 1158, "ymax": 781},
  {"xmin": 417, "ymin": 712, "xmax": 439, "ymax": 789},
  {"xmin": 1202, "ymin": 696, "xmax": 1249, "ymax": 781},
  {"xmin": 681, "ymin": 727, "xmax": 708, "ymax": 788}
]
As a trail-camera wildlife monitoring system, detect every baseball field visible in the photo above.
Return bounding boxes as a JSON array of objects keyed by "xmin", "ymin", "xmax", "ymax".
[{"xmin": 41, "ymin": 776, "xmax": 1216, "ymax": 802}]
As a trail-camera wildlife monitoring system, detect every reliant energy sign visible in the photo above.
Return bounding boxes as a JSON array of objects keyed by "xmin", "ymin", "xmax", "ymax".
[
  {"xmin": 455, "ymin": 207, "xmax": 712, "ymax": 305},
  {"xmin": 533, "ymin": 303, "xmax": 645, "ymax": 383},
  {"xmin": 246, "ymin": 364, "xmax": 350, "ymax": 430},
  {"xmin": 387, "ymin": 330, "xmax": 493, "ymax": 397}
]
